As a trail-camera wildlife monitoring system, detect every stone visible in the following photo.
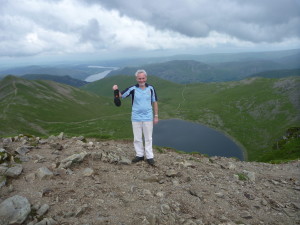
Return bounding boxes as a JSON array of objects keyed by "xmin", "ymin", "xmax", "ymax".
[
  {"xmin": 57, "ymin": 132, "xmax": 65, "ymax": 140},
  {"xmin": 228, "ymin": 162, "xmax": 236, "ymax": 170},
  {"xmin": 119, "ymin": 156, "xmax": 131, "ymax": 165},
  {"xmin": 240, "ymin": 211, "xmax": 252, "ymax": 219},
  {"xmin": 0, "ymin": 148, "xmax": 9, "ymax": 162},
  {"xmin": 215, "ymin": 192, "xmax": 225, "ymax": 198},
  {"xmin": 0, "ymin": 165, "xmax": 8, "ymax": 175},
  {"xmin": 0, "ymin": 195, "xmax": 31, "ymax": 225},
  {"xmin": 15, "ymin": 146, "xmax": 30, "ymax": 155},
  {"xmin": 243, "ymin": 170, "xmax": 255, "ymax": 182},
  {"xmin": 37, "ymin": 204, "xmax": 50, "ymax": 217},
  {"xmin": 59, "ymin": 152, "xmax": 88, "ymax": 169},
  {"xmin": 5, "ymin": 164, "xmax": 23, "ymax": 177},
  {"xmin": 166, "ymin": 169, "xmax": 179, "ymax": 177},
  {"xmin": 161, "ymin": 204, "xmax": 171, "ymax": 215},
  {"xmin": 25, "ymin": 173, "xmax": 36, "ymax": 182},
  {"xmin": 50, "ymin": 143, "xmax": 63, "ymax": 151},
  {"xmin": 82, "ymin": 168, "xmax": 94, "ymax": 177},
  {"xmin": 0, "ymin": 175, "xmax": 6, "ymax": 188},
  {"xmin": 37, "ymin": 167, "xmax": 54, "ymax": 179},
  {"xmin": 156, "ymin": 191, "xmax": 165, "ymax": 198}
]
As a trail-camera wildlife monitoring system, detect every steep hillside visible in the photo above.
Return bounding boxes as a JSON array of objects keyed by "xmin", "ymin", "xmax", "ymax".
[
  {"xmin": 21, "ymin": 74, "xmax": 88, "ymax": 87},
  {"xmin": 1, "ymin": 134, "xmax": 299, "ymax": 225},
  {"xmin": 0, "ymin": 76, "xmax": 122, "ymax": 137}
]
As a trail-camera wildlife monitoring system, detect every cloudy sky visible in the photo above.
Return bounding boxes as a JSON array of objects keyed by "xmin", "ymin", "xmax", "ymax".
[{"xmin": 1, "ymin": 0, "xmax": 300, "ymax": 65}]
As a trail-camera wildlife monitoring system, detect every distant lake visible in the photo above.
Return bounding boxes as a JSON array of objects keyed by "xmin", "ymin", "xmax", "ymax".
[
  {"xmin": 153, "ymin": 119, "xmax": 245, "ymax": 160},
  {"xmin": 85, "ymin": 66, "xmax": 118, "ymax": 82}
]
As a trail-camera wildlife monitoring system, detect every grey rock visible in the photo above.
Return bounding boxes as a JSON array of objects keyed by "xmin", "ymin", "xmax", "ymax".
[
  {"xmin": 59, "ymin": 151, "xmax": 88, "ymax": 169},
  {"xmin": 37, "ymin": 204, "xmax": 50, "ymax": 217},
  {"xmin": 143, "ymin": 175, "xmax": 159, "ymax": 183},
  {"xmin": 50, "ymin": 143, "xmax": 63, "ymax": 151},
  {"xmin": 15, "ymin": 146, "xmax": 30, "ymax": 155},
  {"xmin": 82, "ymin": 168, "xmax": 94, "ymax": 177},
  {"xmin": 243, "ymin": 170, "xmax": 255, "ymax": 182},
  {"xmin": 228, "ymin": 162, "xmax": 236, "ymax": 170},
  {"xmin": 38, "ymin": 139, "xmax": 48, "ymax": 145},
  {"xmin": 161, "ymin": 204, "xmax": 171, "ymax": 215},
  {"xmin": 0, "ymin": 165, "xmax": 8, "ymax": 175},
  {"xmin": 3, "ymin": 138, "xmax": 13, "ymax": 145},
  {"xmin": 90, "ymin": 152, "xmax": 102, "ymax": 160},
  {"xmin": 166, "ymin": 169, "xmax": 180, "ymax": 177},
  {"xmin": 37, "ymin": 167, "xmax": 54, "ymax": 179},
  {"xmin": 5, "ymin": 164, "xmax": 23, "ymax": 177},
  {"xmin": 25, "ymin": 173, "xmax": 36, "ymax": 182},
  {"xmin": 57, "ymin": 132, "xmax": 65, "ymax": 140},
  {"xmin": 0, "ymin": 195, "xmax": 31, "ymax": 225},
  {"xmin": 215, "ymin": 192, "xmax": 225, "ymax": 198},
  {"xmin": 0, "ymin": 175, "xmax": 6, "ymax": 188},
  {"xmin": 0, "ymin": 148, "xmax": 9, "ymax": 161},
  {"xmin": 240, "ymin": 210, "xmax": 252, "ymax": 219},
  {"xmin": 119, "ymin": 156, "xmax": 131, "ymax": 165}
]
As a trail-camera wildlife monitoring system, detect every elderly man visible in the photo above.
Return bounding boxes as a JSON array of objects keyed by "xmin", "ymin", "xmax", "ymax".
[{"xmin": 112, "ymin": 69, "xmax": 158, "ymax": 165}]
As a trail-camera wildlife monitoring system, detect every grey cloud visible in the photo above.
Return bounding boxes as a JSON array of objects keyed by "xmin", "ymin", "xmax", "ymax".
[
  {"xmin": 79, "ymin": 18, "xmax": 106, "ymax": 48},
  {"xmin": 84, "ymin": 0, "xmax": 300, "ymax": 43}
]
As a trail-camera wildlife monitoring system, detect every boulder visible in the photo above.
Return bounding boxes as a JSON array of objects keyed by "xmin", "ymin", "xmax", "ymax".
[{"xmin": 0, "ymin": 195, "xmax": 31, "ymax": 225}]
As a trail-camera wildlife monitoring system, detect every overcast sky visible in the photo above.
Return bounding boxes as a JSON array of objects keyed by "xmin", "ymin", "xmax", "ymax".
[{"xmin": 1, "ymin": 0, "xmax": 300, "ymax": 65}]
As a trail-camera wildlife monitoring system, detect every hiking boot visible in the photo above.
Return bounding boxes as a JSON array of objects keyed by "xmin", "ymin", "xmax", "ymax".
[
  {"xmin": 132, "ymin": 156, "xmax": 144, "ymax": 163},
  {"xmin": 114, "ymin": 89, "xmax": 121, "ymax": 107},
  {"xmin": 147, "ymin": 158, "xmax": 155, "ymax": 166}
]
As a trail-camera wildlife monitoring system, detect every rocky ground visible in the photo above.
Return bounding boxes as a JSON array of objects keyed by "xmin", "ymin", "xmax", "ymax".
[{"xmin": 0, "ymin": 133, "xmax": 299, "ymax": 225}]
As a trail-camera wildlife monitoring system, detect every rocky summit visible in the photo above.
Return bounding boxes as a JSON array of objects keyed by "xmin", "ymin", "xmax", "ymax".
[{"xmin": 0, "ymin": 133, "xmax": 299, "ymax": 225}]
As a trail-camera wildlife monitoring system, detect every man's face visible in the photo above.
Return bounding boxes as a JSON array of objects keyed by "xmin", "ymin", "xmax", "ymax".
[{"xmin": 136, "ymin": 73, "xmax": 147, "ymax": 86}]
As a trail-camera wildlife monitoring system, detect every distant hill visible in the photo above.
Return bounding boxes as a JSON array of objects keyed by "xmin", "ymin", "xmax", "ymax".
[
  {"xmin": 21, "ymin": 74, "xmax": 89, "ymax": 87},
  {"xmin": 0, "ymin": 64, "xmax": 109, "ymax": 80},
  {"xmin": 248, "ymin": 68, "xmax": 300, "ymax": 78},
  {"xmin": 106, "ymin": 59, "xmax": 288, "ymax": 83},
  {"xmin": 1, "ymin": 49, "xmax": 299, "ymax": 82}
]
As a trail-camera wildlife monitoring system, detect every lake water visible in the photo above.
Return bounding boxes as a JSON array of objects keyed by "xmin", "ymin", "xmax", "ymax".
[
  {"xmin": 85, "ymin": 66, "xmax": 118, "ymax": 82},
  {"xmin": 85, "ymin": 70, "xmax": 112, "ymax": 82},
  {"xmin": 153, "ymin": 119, "xmax": 245, "ymax": 160}
]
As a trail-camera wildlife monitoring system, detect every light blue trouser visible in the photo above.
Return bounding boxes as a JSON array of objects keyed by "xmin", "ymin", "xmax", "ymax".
[{"xmin": 132, "ymin": 121, "xmax": 154, "ymax": 159}]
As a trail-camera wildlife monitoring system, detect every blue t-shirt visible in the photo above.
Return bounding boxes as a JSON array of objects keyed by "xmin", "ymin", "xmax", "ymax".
[{"xmin": 121, "ymin": 83, "xmax": 158, "ymax": 122}]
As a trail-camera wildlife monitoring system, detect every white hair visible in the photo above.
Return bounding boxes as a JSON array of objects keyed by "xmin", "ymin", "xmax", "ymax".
[{"xmin": 135, "ymin": 69, "xmax": 147, "ymax": 77}]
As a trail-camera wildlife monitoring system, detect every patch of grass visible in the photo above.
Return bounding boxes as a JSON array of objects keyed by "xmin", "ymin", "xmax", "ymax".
[{"xmin": 237, "ymin": 173, "xmax": 248, "ymax": 181}]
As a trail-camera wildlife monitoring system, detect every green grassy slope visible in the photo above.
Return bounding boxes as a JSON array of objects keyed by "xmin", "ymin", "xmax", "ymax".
[
  {"xmin": 0, "ymin": 75, "xmax": 132, "ymax": 138},
  {"xmin": 21, "ymin": 74, "xmax": 88, "ymax": 87}
]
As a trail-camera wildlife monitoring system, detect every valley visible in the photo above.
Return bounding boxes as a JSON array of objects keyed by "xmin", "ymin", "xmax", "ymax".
[{"xmin": 0, "ymin": 73, "xmax": 299, "ymax": 162}]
